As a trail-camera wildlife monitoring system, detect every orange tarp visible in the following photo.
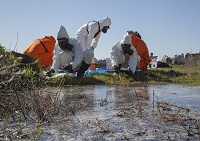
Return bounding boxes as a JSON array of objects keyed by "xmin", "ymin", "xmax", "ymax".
[
  {"xmin": 23, "ymin": 36, "xmax": 56, "ymax": 69},
  {"xmin": 130, "ymin": 34, "xmax": 151, "ymax": 70}
]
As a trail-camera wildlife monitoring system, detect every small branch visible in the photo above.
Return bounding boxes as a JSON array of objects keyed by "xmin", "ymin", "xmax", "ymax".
[
  {"xmin": 13, "ymin": 32, "xmax": 19, "ymax": 51},
  {"xmin": 0, "ymin": 76, "xmax": 15, "ymax": 85}
]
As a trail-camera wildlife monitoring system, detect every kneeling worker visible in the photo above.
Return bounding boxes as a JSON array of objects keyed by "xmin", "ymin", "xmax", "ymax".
[{"xmin": 47, "ymin": 25, "xmax": 94, "ymax": 78}]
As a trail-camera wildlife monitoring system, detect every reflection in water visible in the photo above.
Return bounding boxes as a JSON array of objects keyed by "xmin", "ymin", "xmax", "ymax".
[
  {"xmin": 93, "ymin": 85, "xmax": 114, "ymax": 119},
  {"xmin": 59, "ymin": 85, "xmax": 150, "ymax": 119},
  {"xmin": 93, "ymin": 85, "xmax": 150, "ymax": 120},
  {"xmin": 147, "ymin": 84, "xmax": 200, "ymax": 110},
  {"xmin": 40, "ymin": 84, "xmax": 200, "ymax": 141}
]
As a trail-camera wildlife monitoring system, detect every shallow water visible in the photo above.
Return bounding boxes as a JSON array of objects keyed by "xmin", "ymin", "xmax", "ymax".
[
  {"xmin": 1, "ymin": 84, "xmax": 200, "ymax": 140},
  {"xmin": 148, "ymin": 84, "xmax": 200, "ymax": 111},
  {"xmin": 38, "ymin": 84, "xmax": 200, "ymax": 141}
]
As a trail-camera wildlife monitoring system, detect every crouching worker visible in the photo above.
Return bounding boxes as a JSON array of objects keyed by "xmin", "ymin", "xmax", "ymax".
[
  {"xmin": 128, "ymin": 30, "xmax": 151, "ymax": 71},
  {"xmin": 46, "ymin": 25, "xmax": 83, "ymax": 77},
  {"xmin": 75, "ymin": 17, "xmax": 112, "ymax": 77},
  {"xmin": 110, "ymin": 32, "xmax": 140, "ymax": 76},
  {"xmin": 23, "ymin": 36, "xmax": 56, "ymax": 69}
]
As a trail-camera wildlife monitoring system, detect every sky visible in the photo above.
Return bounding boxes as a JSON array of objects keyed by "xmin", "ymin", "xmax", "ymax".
[{"xmin": 0, "ymin": 0, "xmax": 200, "ymax": 60}]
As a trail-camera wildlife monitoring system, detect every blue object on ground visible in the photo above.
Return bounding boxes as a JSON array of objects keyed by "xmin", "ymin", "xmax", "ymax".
[
  {"xmin": 136, "ymin": 69, "xmax": 142, "ymax": 72},
  {"xmin": 84, "ymin": 67, "xmax": 142, "ymax": 76}
]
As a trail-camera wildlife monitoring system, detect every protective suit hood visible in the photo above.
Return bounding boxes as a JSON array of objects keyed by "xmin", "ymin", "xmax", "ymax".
[
  {"xmin": 121, "ymin": 33, "xmax": 131, "ymax": 45},
  {"xmin": 98, "ymin": 17, "xmax": 111, "ymax": 27},
  {"xmin": 57, "ymin": 25, "xmax": 71, "ymax": 43}
]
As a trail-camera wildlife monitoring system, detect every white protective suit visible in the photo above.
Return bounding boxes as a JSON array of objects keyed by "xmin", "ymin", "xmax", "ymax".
[
  {"xmin": 51, "ymin": 25, "xmax": 83, "ymax": 72},
  {"xmin": 110, "ymin": 33, "xmax": 140, "ymax": 73},
  {"xmin": 76, "ymin": 17, "xmax": 112, "ymax": 51}
]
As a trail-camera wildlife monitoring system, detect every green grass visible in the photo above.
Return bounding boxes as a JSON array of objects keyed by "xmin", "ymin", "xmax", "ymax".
[
  {"xmin": 133, "ymin": 65, "xmax": 200, "ymax": 85},
  {"xmin": 46, "ymin": 65, "xmax": 200, "ymax": 86},
  {"xmin": 168, "ymin": 65, "xmax": 200, "ymax": 84},
  {"xmin": 1, "ymin": 45, "xmax": 200, "ymax": 86}
]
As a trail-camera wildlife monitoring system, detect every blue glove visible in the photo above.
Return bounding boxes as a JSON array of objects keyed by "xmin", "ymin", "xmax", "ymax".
[{"xmin": 91, "ymin": 47, "xmax": 94, "ymax": 51}]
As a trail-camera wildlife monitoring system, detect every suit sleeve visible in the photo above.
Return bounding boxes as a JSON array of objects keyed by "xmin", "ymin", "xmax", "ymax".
[
  {"xmin": 128, "ymin": 46, "xmax": 138, "ymax": 73},
  {"xmin": 110, "ymin": 42, "xmax": 119, "ymax": 67},
  {"xmin": 86, "ymin": 23, "xmax": 100, "ymax": 49},
  {"xmin": 71, "ymin": 40, "xmax": 83, "ymax": 69}
]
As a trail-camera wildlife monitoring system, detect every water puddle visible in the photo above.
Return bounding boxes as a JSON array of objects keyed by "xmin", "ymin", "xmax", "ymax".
[
  {"xmin": 38, "ymin": 84, "xmax": 200, "ymax": 140},
  {"xmin": 148, "ymin": 84, "xmax": 200, "ymax": 111},
  {"xmin": 1, "ymin": 84, "xmax": 200, "ymax": 140}
]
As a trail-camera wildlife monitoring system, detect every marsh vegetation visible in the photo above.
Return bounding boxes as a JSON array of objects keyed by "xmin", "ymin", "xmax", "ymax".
[{"xmin": 0, "ymin": 46, "xmax": 200, "ymax": 140}]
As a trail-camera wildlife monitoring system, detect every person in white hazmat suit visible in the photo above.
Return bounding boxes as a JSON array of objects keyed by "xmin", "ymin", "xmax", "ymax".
[
  {"xmin": 75, "ymin": 17, "xmax": 111, "ymax": 76},
  {"xmin": 46, "ymin": 25, "xmax": 92, "ymax": 77},
  {"xmin": 110, "ymin": 32, "xmax": 140, "ymax": 75},
  {"xmin": 76, "ymin": 17, "xmax": 111, "ymax": 51}
]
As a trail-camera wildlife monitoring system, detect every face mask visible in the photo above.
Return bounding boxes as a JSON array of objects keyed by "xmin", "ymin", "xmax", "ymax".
[
  {"xmin": 59, "ymin": 41, "xmax": 73, "ymax": 51},
  {"xmin": 121, "ymin": 44, "xmax": 131, "ymax": 54},
  {"xmin": 65, "ymin": 43, "xmax": 73, "ymax": 51},
  {"xmin": 102, "ymin": 26, "xmax": 110, "ymax": 33}
]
